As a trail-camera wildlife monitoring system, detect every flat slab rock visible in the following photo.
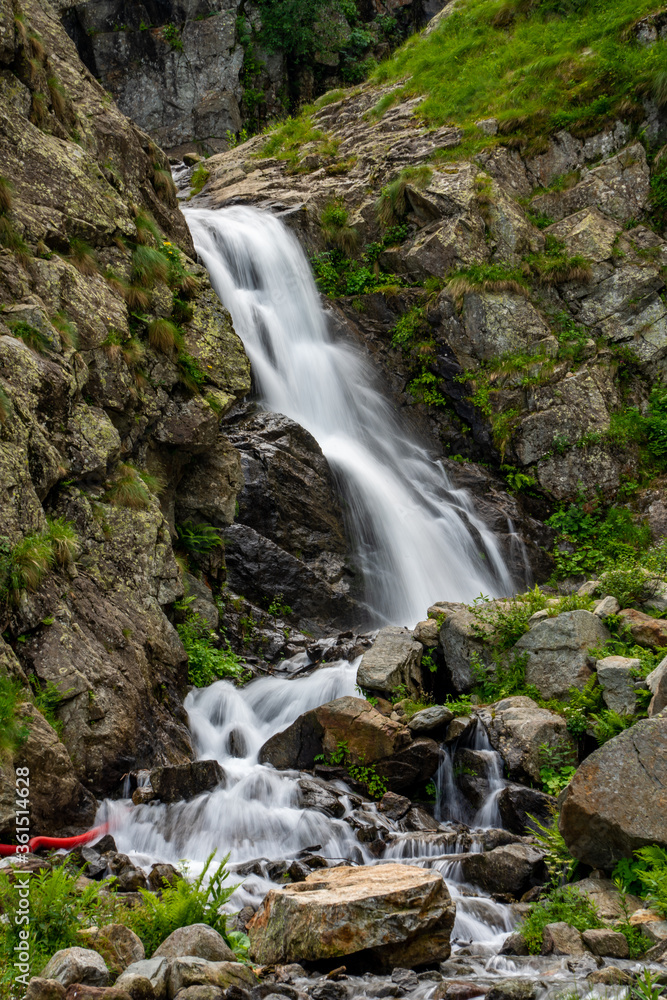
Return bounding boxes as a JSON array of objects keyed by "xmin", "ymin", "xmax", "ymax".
[{"xmin": 247, "ymin": 863, "xmax": 455, "ymax": 969}]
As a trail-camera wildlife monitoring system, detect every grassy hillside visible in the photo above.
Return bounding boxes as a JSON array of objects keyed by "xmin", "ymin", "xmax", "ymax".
[{"xmin": 373, "ymin": 0, "xmax": 666, "ymax": 151}]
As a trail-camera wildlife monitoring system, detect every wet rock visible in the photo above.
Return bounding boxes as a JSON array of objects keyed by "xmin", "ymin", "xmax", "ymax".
[
  {"xmin": 26, "ymin": 981, "xmax": 67, "ymax": 1000},
  {"xmin": 149, "ymin": 761, "xmax": 225, "ymax": 803},
  {"xmin": 498, "ymin": 932, "xmax": 529, "ymax": 957},
  {"xmin": 541, "ymin": 922, "xmax": 585, "ymax": 956},
  {"xmin": 65, "ymin": 989, "xmax": 131, "ymax": 1000},
  {"xmin": 173, "ymin": 988, "xmax": 225, "ymax": 1000},
  {"xmin": 116, "ymin": 959, "xmax": 170, "ymax": 1000},
  {"xmin": 297, "ymin": 777, "xmax": 346, "ymax": 818},
  {"xmin": 407, "ymin": 706, "xmax": 454, "ymax": 736},
  {"xmin": 595, "ymin": 655, "xmax": 639, "ymax": 715},
  {"xmin": 484, "ymin": 983, "xmax": 535, "ymax": 1000},
  {"xmin": 646, "ymin": 655, "xmax": 667, "ymax": 716},
  {"xmin": 42, "ymin": 948, "xmax": 109, "ymax": 988},
  {"xmin": 248, "ymin": 863, "xmax": 455, "ymax": 968},
  {"xmin": 375, "ymin": 738, "xmax": 441, "ymax": 793},
  {"xmin": 617, "ymin": 608, "xmax": 667, "ymax": 648},
  {"xmin": 459, "ymin": 844, "xmax": 546, "ymax": 897},
  {"xmin": 374, "ymin": 987, "xmax": 403, "ymax": 998},
  {"xmin": 148, "ymin": 864, "xmax": 181, "ymax": 891},
  {"xmin": 559, "ymin": 715, "xmax": 667, "ymax": 867},
  {"xmin": 357, "ymin": 627, "xmax": 423, "ymax": 696},
  {"xmin": 581, "ymin": 928, "xmax": 629, "ymax": 958},
  {"xmin": 310, "ymin": 984, "xmax": 347, "ymax": 1000},
  {"xmin": 78, "ymin": 925, "xmax": 144, "ymax": 973},
  {"xmin": 497, "ymin": 783, "xmax": 557, "ymax": 834},
  {"xmin": 433, "ymin": 984, "xmax": 485, "ymax": 1000},
  {"xmin": 287, "ymin": 860, "xmax": 311, "ymax": 883},
  {"xmin": 480, "ymin": 697, "xmax": 574, "ymax": 783},
  {"xmin": 645, "ymin": 938, "xmax": 667, "ymax": 962},
  {"xmin": 391, "ymin": 969, "xmax": 419, "ymax": 991},
  {"xmin": 266, "ymin": 861, "xmax": 290, "ymax": 881},
  {"xmin": 586, "ymin": 968, "xmax": 632, "ymax": 986},
  {"xmin": 168, "ymin": 959, "xmax": 257, "ymax": 997},
  {"xmin": 107, "ymin": 855, "xmax": 148, "ymax": 893},
  {"xmin": 514, "ymin": 611, "xmax": 611, "ymax": 699},
  {"xmin": 378, "ymin": 791, "xmax": 411, "ymax": 820},
  {"xmin": 154, "ymin": 925, "xmax": 235, "ymax": 962},
  {"xmin": 445, "ymin": 717, "xmax": 475, "ymax": 743}
]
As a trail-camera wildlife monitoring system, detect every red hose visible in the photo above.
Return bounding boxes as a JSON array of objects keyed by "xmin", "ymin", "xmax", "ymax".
[{"xmin": 0, "ymin": 821, "xmax": 111, "ymax": 856}]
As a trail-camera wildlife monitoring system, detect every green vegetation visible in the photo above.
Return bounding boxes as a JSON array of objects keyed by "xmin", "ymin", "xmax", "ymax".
[
  {"xmin": 529, "ymin": 810, "xmax": 579, "ymax": 884},
  {"xmin": 538, "ymin": 740, "xmax": 577, "ymax": 795},
  {"xmin": 176, "ymin": 521, "xmax": 223, "ymax": 555},
  {"xmin": 520, "ymin": 884, "xmax": 603, "ymax": 954},
  {"xmin": 376, "ymin": 166, "xmax": 432, "ymax": 227},
  {"xmin": 311, "ymin": 248, "xmax": 403, "ymax": 297},
  {"xmin": 372, "ymin": 0, "xmax": 667, "ymax": 148},
  {"xmin": 614, "ymin": 845, "xmax": 667, "ymax": 918},
  {"xmin": 162, "ymin": 22, "xmax": 183, "ymax": 50},
  {"xmin": 547, "ymin": 500, "xmax": 653, "ymax": 579},
  {"xmin": 103, "ymin": 463, "xmax": 162, "ymax": 510},
  {"xmin": 315, "ymin": 739, "xmax": 388, "ymax": 798},
  {"xmin": 9, "ymin": 320, "xmax": 51, "ymax": 354},
  {"xmin": 320, "ymin": 200, "xmax": 359, "ymax": 253},
  {"xmin": 0, "ymin": 519, "xmax": 78, "ymax": 606},
  {"xmin": 176, "ymin": 605, "xmax": 249, "ymax": 687},
  {"xmin": 69, "ymin": 238, "xmax": 99, "ymax": 276},
  {"xmin": 0, "ymin": 672, "xmax": 28, "ymax": 757},
  {"xmin": 189, "ymin": 164, "xmax": 210, "ymax": 197},
  {"xmin": 31, "ymin": 678, "xmax": 68, "ymax": 737}
]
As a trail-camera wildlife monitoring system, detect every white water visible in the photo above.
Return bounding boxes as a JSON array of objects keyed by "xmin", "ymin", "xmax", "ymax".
[{"xmin": 185, "ymin": 205, "xmax": 512, "ymax": 626}]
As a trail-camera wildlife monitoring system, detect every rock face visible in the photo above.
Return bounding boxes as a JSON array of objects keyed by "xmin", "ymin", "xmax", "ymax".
[
  {"xmin": 559, "ymin": 715, "xmax": 667, "ymax": 867},
  {"xmin": 247, "ymin": 863, "xmax": 455, "ymax": 968},
  {"xmin": 480, "ymin": 697, "xmax": 573, "ymax": 783},
  {"xmin": 357, "ymin": 626, "xmax": 423, "ymax": 696},
  {"xmin": 258, "ymin": 696, "xmax": 439, "ymax": 793},
  {"xmin": 514, "ymin": 612, "xmax": 611, "ymax": 700}
]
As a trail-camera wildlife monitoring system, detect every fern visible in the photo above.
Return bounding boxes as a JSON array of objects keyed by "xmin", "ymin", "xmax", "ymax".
[
  {"xmin": 124, "ymin": 852, "xmax": 238, "ymax": 956},
  {"xmin": 528, "ymin": 809, "xmax": 578, "ymax": 885}
]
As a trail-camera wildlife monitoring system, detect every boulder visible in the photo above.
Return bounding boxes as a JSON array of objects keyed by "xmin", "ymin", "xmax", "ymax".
[
  {"xmin": 172, "ymin": 989, "xmax": 225, "ymax": 1000},
  {"xmin": 617, "ymin": 608, "xmax": 667, "ymax": 648},
  {"xmin": 497, "ymin": 783, "xmax": 557, "ymax": 834},
  {"xmin": 459, "ymin": 844, "xmax": 546, "ymax": 897},
  {"xmin": 484, "ymin": 983, "xmax": 536, "ymax": 1000},
  {"xmin": 646, "ymin": 655, "xmax": 667, "ymax": 716},
  {"xmin": 26, "ymin": 981, "xmax": 67, "ymax": 1000},
  {"xmin": 439, "ymin": 608, "xmax": 492, "ymax": 692},
  {"xmin": 407, "ymin": 705, "xmax": 454, "ymax": 735},
  {"xmin": 541, "ymin": 922, "xmax": 585, "ymax": 956},
  {"xmin": 413, "ymin": 619, "xmax": 439, "ymax": 647},
  {"xmin": 480, "ymin": 697, "xmax": 573, "ymax": 783},
  {"xmin": 378, "ymin": 791, "xmax": 411, "ymax": 820},
  {"xmin": 514, "ymin": 611, "xmax": 611, "ymax": 699},
  {"xmin": 498, "ymin": 932, "xmax": 529, "ymax": 957},
  {"xmin": 357, "ymin": 627, "xmax": 423, "ymax": 696},
  {"xmin": 247, "ymin": 863, "xmax": 455, "ymax": 969},
  {"xmin": 559, "ymin": 715, "xmax": 667, "ymax": 867},
  {"xmin": 587, "ymin": 968, "xmax": 632, "ymax": 986},
  {"xmin": 593, "ymin": 596, "xmax": 620, "ymax": 618},
  {"xmin": 167, "ymin": 959, "xmax": 257, "ymax": 997},
  {"xmin": 42, "ymin": 948, "xmax": 109, "ymax": 988},
  {"xmin": 573, "ymin": 877, "xmax": 642, "ymax": 920},
  {"xmin": 78, "ymin": 925, "xmax": 144, "ymax": 973},
  {"xmin": 149, "ymin": 761, "xmax": 225, "ymax": 803},
  {"xmin": 65, "ymin": 989, "xmax": 132, "ymax": 1000},
  {"xmin": 581, "ymin": 928, "xmax": 629, "ymax": 958},
  {"xmin": 296, "ymin": 777, "xmax": 346, "ymax": 818},
  {"xmin": 153, "ymin": 925, "xmax": 235, "ymax": 962},
  {"xmin": 116, "ymin": 959, "xmax": 170, "ymax": 1000},
  {"xmin": 595, "ymin": 656, "xmax": 639, "ymax": 715}
]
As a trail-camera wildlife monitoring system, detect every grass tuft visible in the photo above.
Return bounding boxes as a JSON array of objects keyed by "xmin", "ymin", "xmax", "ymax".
[
  {"xmin": 133, "ymin": 245, "xmax": 169, "ymax": 286},
  {"xmin": 148, "ymin": 317, "xmax": 180, "ymax": 353},
  {"xmin": 69, "ymin": 238, "xmax": 99, "ymax": 276}
]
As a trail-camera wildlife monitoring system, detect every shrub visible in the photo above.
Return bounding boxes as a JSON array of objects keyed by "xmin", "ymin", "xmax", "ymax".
[
  {"xmin": 320, "ymin": 200, "xmax": 359, "ymax": 254},
  {"xmin": 520, "ymin": 885, "xmax": 603, "ymax": 954},
  {"xmin": 538, "ymin": 740, "xmax": 577, "ymax": 795},
  {"xmin": 0, "ymin": 532, "xmax": 53, "ymax": 604},
  {"xmin": 177, "ymin": 608, "xmax": 249, "ymax": 687},
  {"xmin": 45, "ymin": 517, "xmax": 78, "ymax": 566},
  {"xmin": 529, "ymin": 810, "xmax": 579, "ymax": 884}
]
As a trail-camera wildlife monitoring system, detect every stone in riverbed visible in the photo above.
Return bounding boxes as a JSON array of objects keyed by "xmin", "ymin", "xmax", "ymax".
[
  {"xmin": 356, "ymin": 627, "xmax": 423, "ymax": 696},
  {"xmin": 541, "ymin": 922, "xmax": 585, "ymax": 956},
  {"xmin": 149, "ymin": 761, "xmax": 225, "ymax": 803},
  {"xmin": 153, "ymin": 925, "xmax": 235, "ymax": 962},
  {"xmin": 407, "ymin": 705, "xmax": 454, "ymax": 735},
  {"xmin": 116, "ymin": 959, "xmax": 170, "ymax": 1000},
  {"xmin": 484, "ymin": 983, "xmax": 536, "ymax": 1000},
  {"xmin": 479, "ymin": 697, "xmax": 573, "ymax": 783},
  {"xmin": 497, "ymin": 783, "xmax": 557, "ymax": 834},
  {"xmin": 247, "ymin": 863, "xmax": 455, "ymax": 969},
  {"xmin": 77, "ymin": 924, "xmax": 144, "ymax": 972},
  {"xmin": 581, "ymin": 928, "xmax": 629, "ymax": 958},
  {"xmin": 459, "ymin": 844, "xmax": 546, "ymax": 897},
  {"xmin": 26, "ymin": 981, "xmax": 67, "ymax": 1000},
  {"xmin": 65, "ymin": 989, "xmax": 132, "ymax": 1000},
  {"xmin": 168, "ymin": 959, "xmax": 257, "ymax": 997},
  {"xmin": 559, "ymin": 715, "xmax": 667, "ymax": 867}
]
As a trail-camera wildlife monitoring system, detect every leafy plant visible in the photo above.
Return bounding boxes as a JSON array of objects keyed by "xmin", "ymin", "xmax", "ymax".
[
  {"xmin": 177, "ymin": 609, "xmax": 249, "ymax": 687},
  {"xmin": 631, "ymin": 969, "xmax": 663, "ymax": 1000},
  {"xmin": 590, "ymin": 708, "xmax": 634, "ymax": 746},
  {"xmin": 320, "ymin": 200, "xmax": 359, "ymax": 253},
  {"xmin": 162, "ymin": 22, "xmax": 183, "ymax": 50},
  {"xmin": 176, "ymin": 521, "xmax": 223, "ymax": 555},
  {"xmin": 529, "ymin": 810, "xmax": 579, "ymax": 884},
  {"xmin": 538, "ymin": 740, "xmax": 577, "ymax": 795},
  {"xmin": 267, "ymin": 593, "xmax": 293, "ymax": 618},
  {"xmin": 0, "ymin": 672, "xmax": 28, "ymax": 758},
  {"xmin": 520, "ymin": 884, "xmax": 603, "ymax": 954}
]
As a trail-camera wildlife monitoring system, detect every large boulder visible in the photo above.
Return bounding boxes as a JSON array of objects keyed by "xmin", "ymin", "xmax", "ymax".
[
  {"xmin": 247, "ymin": 863, "xmax": 455, "ymax": 968},
  {"xmin": 149, "ymin": 761, "xmax": 225, "ymax": 803},
  {"xmin": 617, "ymin": 608, "xmax": 667, "ymax": 648},
  {"xmin": 357, "ymin": 627, "xmax": 423, "ymax": 697},
  {"xmin": 497, "ymin": 783, "xmax": 557, "ymax": 834},
  {"xmin": 595, "ymin": 656, "xmax": 639, "ymax": 715},
  {"xmin": 258, "ymin": 697, "xmax": 438, "ymax": 793},
  {"xmin": 439, "ymin": 607, "xmax": 492, "ymax": 692},
  {"xmin": 77, "ymin": 925, "xmax": 144, "ymax": 974},
  {"xmin": 42, "ymin": 949, "xmax": 109, "ymax": 988},
  {"xmin": 480, "ymin": 697, "xmax": 574, "ymax": 783},
  {"xmin": 153, "ymin": 925, "xmax": 235, "ymax": 962},
  {"xmin": 514, "ymin": 611, "xmax": 611, "ymax": 699},
  {"xmin": 167, "ymin": 959, "xmax": 257, "ymax": 996},
  {"xmin": 559, "ymin": 715, "xmax": 667, "ymax": 867}
]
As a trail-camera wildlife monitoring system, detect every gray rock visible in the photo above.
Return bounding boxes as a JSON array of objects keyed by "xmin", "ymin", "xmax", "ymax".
[
  {"xmin": 407, "ymin": 705, "xmax": 454, "ymax": 735},
  {"xmin": 116, "ymin": 959, "xmax": 170, "ymax": 1000},
  {"xmin": 42, "ymin": 948, "xmax": 109, "ymax": 988},
  {"xmin": 357, "ymin": 626, "xmax": 423, "ymax": 696},
  {"xmin": 595, "ymin": 655, "xmax": 639, "ymax": 714},
  {"xmin": 541, "ymin": 922, "xmax": 585, "ymax": 956},
  {"xmin": 149, "ymin": 761, "xmax": 225, "ymax": 803},
  {"xmin": 485, "ymin": 980, "xmax": 536, "ymax": 1000},
  {"xmin": 559, "ymin": 715, "xmax": 667, "ymax": 867},
  {"xmin": 593, "ymin": 595, "xmax": 620, "ymax": 618},
  {"xmin": 498, "ymin": 932, "xmax": 529, "ymax": 957},
  {"xmin": 514, "ymin": 611, "xmax": 611, "ymax": 699},
  {"xmin": 297, "ymin": 777, "xmax": 346, "ymax": 818},
  {"xmin": 459, "ymin": 843, "xmax": 546, "ymax": 897},
  {"xmin": 168, "ymin": 958, "xmax": 256, "ymax": 996},
  {"xmin": 153, "ymin": 925, "xmax": 235, "ymax": 962},
  {"xmin": 378, "ymin": 791, "xmax": 411, "ymax": 820},
  {"xmin": 646, "ymin": 654, "xmax": 667, "ymax": 716},
  {"xmin": 582, "ymin": 928, "xmax": 629, "ymax": 958},
  {"xmin": 497, "ymin": 783, "xmax": 557, "ymax": 834},
  {"xmin": 25, "ymin": 980, "xmax": 67, "ymax": 1000},
  {"xmin": 439, "ymin": 608, "xmax": 493, "ymax": 692},
  {"xmin": 480, "ymin": 697, "xmax": 574, "ymax": 783}
]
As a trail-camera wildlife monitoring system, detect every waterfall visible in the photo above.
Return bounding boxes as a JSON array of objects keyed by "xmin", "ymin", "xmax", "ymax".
[{"xmin": 185, "ymin": 205, "xmax": 512, "ymax": 626}]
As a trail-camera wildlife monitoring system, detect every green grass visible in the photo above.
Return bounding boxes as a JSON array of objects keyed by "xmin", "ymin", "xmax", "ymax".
[
  {"xmin": 520, "ymin": 884, "xmax": 603, "ymax": 954},
  {"xmin": 371, "ymin": 0, "xmax": 666, "ymax": 143},
  {"xmin": 0, "ymin": 520, "xmax": 78, "ymax": 605},
  {"xmin": 0, "ymin": 672, "xmax": 28, "ymax": 758},
  {"xmin": 176, "ymin": 607, "xmax": 249, "ymax": 687}
]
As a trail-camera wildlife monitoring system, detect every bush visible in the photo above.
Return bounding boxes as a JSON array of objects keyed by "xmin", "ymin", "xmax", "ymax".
[
  {"xmin": 614, "ymin": 845, "xmax": 667, "ymax": 918},
  {"xmin": 320, "ymin": 200, "xmax": 359, "ymax": 253},
  {"xmin": 177, "ymin": 521, "xmax": 223, "ymax": 555},
  {"xmin": 520, "ymin": 885, "xmax": 603, "ymax": 954},
  {"xmin": 547, "ymin": 501, "xmax": 651, "ymax": 579},
  {"xmin": 0, "ymin": 672, "xmax": 28, "ymax": 758},
  {"xmin": 177, "ymin": 608, "xmax": 249, "ymax": 687}
]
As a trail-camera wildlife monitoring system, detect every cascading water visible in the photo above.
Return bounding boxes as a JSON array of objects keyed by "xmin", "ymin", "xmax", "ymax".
[{"xmin": 184, "ymin": 205, "xmax": 512, "ymax": 626}]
